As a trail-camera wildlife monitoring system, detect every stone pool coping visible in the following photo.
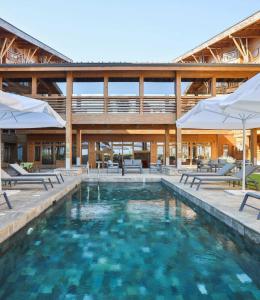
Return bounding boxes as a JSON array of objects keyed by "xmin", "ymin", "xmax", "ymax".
[
  {"xmin": 0, "ymin": 172, "xmax": 259, "ymax": 245},
  {"xmin": 0, "ymin": 176, "xmax": 81, "ymax": 244}
]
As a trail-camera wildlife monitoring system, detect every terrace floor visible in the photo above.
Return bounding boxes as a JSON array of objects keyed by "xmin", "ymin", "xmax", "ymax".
[{"xmin": 0, "ymin": 169, "xmax": 259, "ymax": 245}]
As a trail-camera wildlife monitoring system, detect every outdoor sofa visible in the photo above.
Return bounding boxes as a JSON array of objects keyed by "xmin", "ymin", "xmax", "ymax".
[
  {"xmin": 1, "ymin": 169, "xmax": 53, "ymax": 191},
  {"xmin": 123, "ymin": 159, "xmax": 143, "ymax": 174},
  {"xmin": 180, "ymin": 163, "xmax": 235, "ymax": 184},
  {"xmin": 190, "ymin": 165, "xmax": 258, "ymax": 191},
  {"xmin": 239, "ymin": 191, "xmax": 260, "ymax": 220},
  {"xmin": 10, "ymin": 163, "xmax": 64, "ymax": 184}
]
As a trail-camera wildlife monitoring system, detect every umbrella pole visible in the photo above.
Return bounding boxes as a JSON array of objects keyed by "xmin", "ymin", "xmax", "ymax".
[{"xmin": 242, "ymin": 120, "xmax": 246, "ymax": 191}]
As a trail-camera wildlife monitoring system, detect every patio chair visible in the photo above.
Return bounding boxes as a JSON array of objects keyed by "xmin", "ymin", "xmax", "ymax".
[
  {"xmin": 190, "ymin": 165, "xmax": 258, "ymax": 191},
  {"xmin": 197, "ymin": 159, "xmax": 212, "ymax": 172},
  {"xmin": 107, "ymin": 160, "xmax": 119, "ymax": 173},
  {"xmin": 239, "ymin": 191, "xmax": 260, "ymax": 220},
  {"xmin": 149, "ymin": 160, "xmax": 162, "ymax": 173},
  {"xmin": 179, "ymin": 163, "xmax": 235, "ymax": 184},
  {"xmin": 10, "ymin": 163, "xmax": 64, "ymax": 184},
  {"xmin": 1, "ymin": 169, "xmax": 52, "ymax": 191},
  {"xmin": 123, "ymin": 159, "xmax": 143, "ymax": 174}
]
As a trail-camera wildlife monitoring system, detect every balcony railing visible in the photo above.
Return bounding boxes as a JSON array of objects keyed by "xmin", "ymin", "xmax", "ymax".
[
  {"xmin": 181, "ymin": 96, "xmax": 209, "ymax": 113},
  {"xmin": 71, "ymin": 96, "xmax": 176, "ymax": 114}
]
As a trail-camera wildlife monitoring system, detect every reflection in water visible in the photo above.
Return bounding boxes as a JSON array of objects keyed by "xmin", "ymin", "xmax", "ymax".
[{"xmin": 0, "ymin": 183, "xmax": 259, "ymax": 300}]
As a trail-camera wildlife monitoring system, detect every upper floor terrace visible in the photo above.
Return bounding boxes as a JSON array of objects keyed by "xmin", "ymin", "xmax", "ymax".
[{"xmin": 0, "ymin": 62, "xmax": 259, "ymax": 125}]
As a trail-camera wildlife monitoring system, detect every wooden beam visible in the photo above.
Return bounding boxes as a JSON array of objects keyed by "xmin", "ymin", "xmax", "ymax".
[
  {"xmin": 66, "ymin": 72, "xmax": 73, "ymax": 169},
  {"xmin": 192, "ymin": 55, "xmax": 199, "ymax": 63},
  {"xmin": 47, "ymin": 55, "xmax": 53, "ymax": 63},
  {"xmin": 31, "ymin": 75, "xmax": 37, "ymax": 96},
  {"xmin": 207, "ymin": 47, "xmax": 221, "ymax": 63},
  {"xmin": 28, "ymin": 47, "xmax": 38, "ymax": 62},
  {"xmin": 175, "ymin": 72, "xmax": 182, "ymax": 169},
  {"xmin": 1, "ymin": 37, "xmax": 16, "ymax": 59},
  {"xmin": 211, "ymin": 77, "xmax": 216, "ymax": 96}
]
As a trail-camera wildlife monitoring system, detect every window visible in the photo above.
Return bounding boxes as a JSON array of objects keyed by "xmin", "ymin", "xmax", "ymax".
[
  {"xmin": 73, "ymin": 78, "xmax": 104, "ymax": 96},
  {"xmin": 17, "ymin": 144, "xmax": 23, "ymax": 162},
  {"xmin": 157, "ymin": 142, "xmax": 164, "ymax": 163},
  {"xmin": 169, "ymin": 143, "xmax": 176, "ymax": 165},
  {"xmin": 216, "ymin": 78, "xmax": 246, "ymax": 95},
  {"xmin": 55, "ymin": 142, "xmax": 65, "ymax": 160},
  {"xmin": 2, "ymin": 78, "xmax": 32, "ymax": 95},
  {"xmin": 181, "ymin": 78, "xmax": 211, "ymax": 96},
  {"xmin": 34, "ymin": 143, "xmax": 41, "ymax": 161},
  {"xmin": 223, "ymin": 145, "xmax": 229, "ymax": 157},
  {"xmin": 108, "ymin": 78, "xmax": 139, "ymax": 96},
  {"xmin": 82, "ymin": 141, "xmax": 89, "ymax": 165},
  {"xmin": 144, "ymin": 78, "xmax": 175, "ymax": 96},
  {"xmin": 37, "ymin": 78, "xmax": 66, "ymax": 96}
]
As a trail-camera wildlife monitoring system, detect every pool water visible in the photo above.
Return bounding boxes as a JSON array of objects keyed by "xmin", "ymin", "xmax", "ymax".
[{"xmin": 0, "ymin": 182, "xmax": 259, "ymax": 299}]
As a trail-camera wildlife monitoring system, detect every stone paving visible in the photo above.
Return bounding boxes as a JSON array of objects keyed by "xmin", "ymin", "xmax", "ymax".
[
  {"xmin": 0, "ymin": 168, "xmax": 259, "ymax": 244},
  {"xmin": 0, "ymin": 175, "xmax": 81, "ymax": 243}
]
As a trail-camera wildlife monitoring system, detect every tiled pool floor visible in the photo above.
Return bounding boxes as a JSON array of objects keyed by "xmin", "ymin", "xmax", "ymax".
[{"xmin": 0, "ymin": 182, "xmax": 259, "ymax": 299}]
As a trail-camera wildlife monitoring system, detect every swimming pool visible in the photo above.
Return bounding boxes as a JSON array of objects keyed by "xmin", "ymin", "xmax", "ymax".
[{"xmin": 0, "ymin": 182, "xmax": 259, "ymax": 299}]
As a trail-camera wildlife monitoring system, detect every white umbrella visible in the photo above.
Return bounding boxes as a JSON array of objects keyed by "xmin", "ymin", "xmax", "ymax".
[
  {"xmin": 177, "ymin": 94, "xmax": 260, "ymax": 190},
  {"xmin": 0, "ymin": 90, "xmax": 66, "ymax": 203},
  {"xmin": 219, "ymin": 73, "xmax": 260, "ymax": 190}
]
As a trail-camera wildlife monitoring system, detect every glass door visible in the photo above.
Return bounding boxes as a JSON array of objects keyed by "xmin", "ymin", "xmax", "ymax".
[{"xmin": 42, "ymin": 143, "xmax": 54, "ymax": 165}]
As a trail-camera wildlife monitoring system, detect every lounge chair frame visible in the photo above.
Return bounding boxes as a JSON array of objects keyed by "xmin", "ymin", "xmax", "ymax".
[
  {"xmin": 10, "ymin": 163, "xmax": 64, "ymax": 184},
  {"xmin": 239, "ymin": 192, "xmax": 260, "ymax": 219}
]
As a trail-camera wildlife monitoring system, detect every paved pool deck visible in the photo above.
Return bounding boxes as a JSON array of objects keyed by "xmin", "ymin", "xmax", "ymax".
[{"xmin": 0, "ymin": 170, "xmax": 259, "ymax": 244}]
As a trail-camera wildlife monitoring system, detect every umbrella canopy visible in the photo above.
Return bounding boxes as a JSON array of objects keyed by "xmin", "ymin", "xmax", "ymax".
[
  {"xmin": 177, "ymin": 92, "xmax": 260, "ymax": 190},
  {"xmin": 0, "ymin": 90, "xmax": 65, "ymax": 128},
  {"xmin": 177, "ymin": 95, "xmax": 260, "ymax": 130},
  {"xmin": 220, "ymin": 73, "xmax": 260, "ymax": 114},
  {"xmin": 0, "ymin": 90, "xmax": 66, "ymax": 198}
]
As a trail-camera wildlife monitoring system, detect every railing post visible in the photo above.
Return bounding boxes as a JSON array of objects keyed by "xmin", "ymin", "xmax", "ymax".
[
  {"xmin": 176, "ymin": 72, "xmax": 182, "ymax": 169},
  {"xmin": 66, "ymin": 72, "xmax": 73, "ymax": 170},
  {"xmin": 139, "ymin": 75, "xmax": 144, "ymax": 114}
]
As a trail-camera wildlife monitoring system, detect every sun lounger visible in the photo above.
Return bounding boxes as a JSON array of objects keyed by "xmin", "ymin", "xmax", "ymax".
[
  {"xmin": 1, "ymin": 170, "xmax": 52, "ymax": 191},
  {"xmin": 239, "ymin": 192, "xmax": 260, "ymax": 220},
  {"xmin": 180, "ymin": 163, "xmax": 235, "ymax": 184},
  {"xmin": 190, "ymin": 165, "xmax": 258, "ymax": 191},
  {"xmin": 10, "ymin": 163, "xmax": 64, "ymax": 184}
]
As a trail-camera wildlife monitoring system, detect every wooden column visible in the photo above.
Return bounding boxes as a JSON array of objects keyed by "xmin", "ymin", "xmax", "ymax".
[
  {"xmin": 76, "ymin": 129, "xmax": 82, "ymax": 166},
  {"xmin": 88, "ymin": 141, "xmax": 96, "ymax": 168},
  {"xmin": 175, "ymin": 72, "xmax": 182, "ymax": 169},
  {"xmin": 250, "ymin": 128, "xmax": 258, "ymax": 165},
  {"xmin": 0, "ymin": 76, "xmax": 2, "ymax": 90},
  {"xmin": 150, "ymin": 141, "xmax": 157, "ymax": 164},
  {"xmin": 165, "ymin": 126, "xmax": 170, "ymax": 165},
  {"xmin": 139, "ymin": 75, "xmax": 144, "ymax": 114},
  {"xmin": 104, "ymin": 76, "xmax": 108, "ymax": 114},
  {"xmin": 211, "ymin": 77, "xmax": 216, "ymax": 97},
  {"xmin": 66, "ymin": 72, "xmax": 73, "ymax": 169},
  {"xmin": 32, "ymin": 75, "xmax": 37, "ymax": 97}
]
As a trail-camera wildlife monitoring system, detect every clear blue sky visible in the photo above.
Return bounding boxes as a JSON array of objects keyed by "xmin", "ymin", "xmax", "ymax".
[{"xmin": 1, "ymin": 0, "xmax": 260, "ymax": 62}]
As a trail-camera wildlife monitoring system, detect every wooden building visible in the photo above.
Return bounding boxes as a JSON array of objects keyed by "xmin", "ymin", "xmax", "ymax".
[
  {"xmin": 174, "ymin": 11, "xmax": 260, "ymax": 64},
  {"xmin": 0, "ymin": 14, "xmax": 259, "ymax": 169},
  {"xmin": 0, "ymin": 18, "xmax": 71, "ymax": 165},
  {"xmin": 0, "ymin": 63, "xmax": 259, "ymax": 169}
]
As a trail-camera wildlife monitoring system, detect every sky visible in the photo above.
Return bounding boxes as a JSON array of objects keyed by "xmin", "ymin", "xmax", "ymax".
[{"xmin": 1, "ymin": 0, "xmax": 260, "ymax": 62}]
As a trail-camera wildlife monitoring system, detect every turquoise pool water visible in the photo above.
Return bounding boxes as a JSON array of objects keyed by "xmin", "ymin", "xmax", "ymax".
[{"xmin": 0, "ymin": 182, "xmax": 259, "ymax": 299}]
